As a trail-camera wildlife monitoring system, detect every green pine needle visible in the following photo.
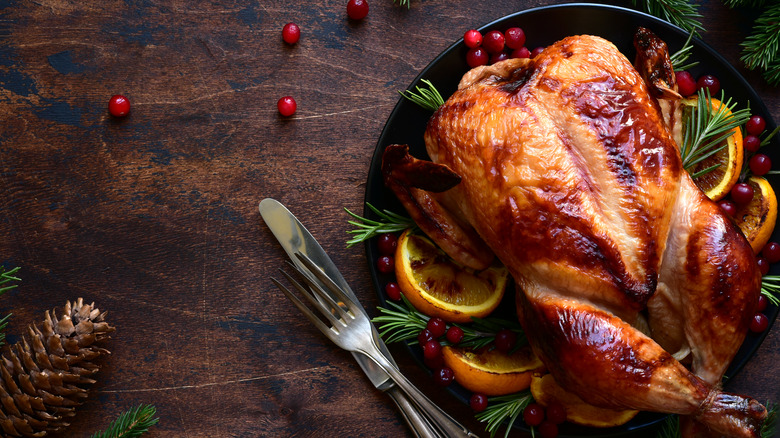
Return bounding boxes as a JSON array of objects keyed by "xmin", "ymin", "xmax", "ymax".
[
  {"xmin": 655, "ymin": 403, "xmax": 776, "ymax": 437},
  {"xmin": 475, "ymin": 392, "xmax": 534, "ymax": 438},
  {"xmin": 90, "ymin": 404, "xmax": 159, "ymax": 438},
  {"xmin": 399, "ymin": 79, "xmax": 445, "ymax": 112},
  {"xmin": 723, "ymin": 0, "xmax": 770, "ymax": 6},
  {"xmin": 656, "ymin": 415, "xmax": 680, "ymax": 438},
  {"xmin": 393, "ymin": 0, "xmax": 410, "ymax": 8},
  {"xmin": 344, "ymin": 203, "xmax": 416, "ymax": 247},
  {"xmin": 0, "ymin": 266, "xmax": 20, "ymax": 296},
  {"xmin": 739, "ymin": 3, "xmax": 780, "ymax": 72},
  {"xmin": 680, "ymin": 88, "xmax": 751, "ymax": 177},
  {"xmin": 631, "ymin": 0, "xmax": 705, "ymax": 35},
  {"xmin": 763, "ymin": 402, "xmax": 778, "ymax": 438}
]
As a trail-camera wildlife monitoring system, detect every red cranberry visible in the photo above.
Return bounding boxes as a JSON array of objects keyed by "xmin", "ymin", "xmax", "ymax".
[
  {"xmin": 282, "ymin": 22, "xmax": 300, "ymax": 44},
  {"xmin": 108, "ymin": 94, "xmax": 131, "ymax": 117},
  {"xmin": 277, "ymin": 96, "xmax": 297, "ymax": 117},
  {"xmin": 482, "ymin": 30, "xmax": 505, "ymax": 54},
  {"xmin": 463, "ymin": 29, "xmax": 482, "ymax": 48},
  {"xmin": 470, "ymin": 393, "xmax": 489, "ymax": 412},
  {"xmin": 376, "ymin": 255, "xmax": 395, "ymax": 274},
  {"xmin": 434, "ymin": 367, "xmax": 455, "ymax": 386},
  {"xmin": 762, "ymin": 242, "xmax": 780, "ymax": 263},
  {"xmin": 744, "ymin": 135, "xmax": 761, "ymax": 152},
  {"xmin": 446, "ymin": 326, "xmax": 464, "ymax": 344},
  {"xmin": 676, "ymin": 71, "xmax": 697, "ymax": 97},
  {"xmin": 546, "ymin": 402, "xmax": 567, "ymax": 424},
  {"xmin": 426, "ymin": 317, "xmax": 447, "ymax": 338},
  {"xmin": 385, "ymin": 282, "xmax": 401, "ymax": 301},
  {"xmin": 757, "ymin": 294, "xmax": 769, "ymax": 313},
  {"xmin": 749, "ymin": 154, "xmax": 772, "ymax": 176},
  {"xmin": 730, "ymin": 183, "xmax": 754, "ymax": 205},
  {"xmin": 346, "ymin": 0, "xmax": 369, "ymax": 20},
  {"xmin": 504, "ymin": 27, "xmax": 526, "ymax": 49},
  {"xmin": 490, "ymin": 52, "xmax": 509, "ymax": 64},
  {"xmin": 377, "ymin": 233, "xmax": 397, "ymax": 255},
  {"xmin": 494, "ymin": 328, "xmax": 516, "ymax": 353},
  {"xmin": 757, "ymin": 257, "xmax": 770, "ymax": 276},
  {"xmin": 510, "ymin": 47, "xmax": 531, "ymax": 59},
  {"xmin": 697, "ymin": 74, "xmax": 721, "ymax": 96},
  {"xmin": 466, "ymin": 47, "xmax": 489, "ymax": 68},
  {"xmin": 538, "ymin": 420, "xmax": 559, "ymax": 438},
  {"xmin": 523, "ymin": 403, "xmax": 545, "ymax": 426},
  {"xmin": 749, "ymin": 313, "xmax": 769, "ymax": 333},
  {"xmin": 718, "ymin": 199, "xmax": 737, "ymax": 217},
  {"xmin": 418, "ymin": 329, "xmax": 434, "ymax": 345},
  {"xmin": 530, "ymin": 46, "xmax": 545, "ymax": 58},
  {"xmin": 746, "ymin": 115, "xmax": 766, "ymax": 136},
  {"xmin": 423, "ymin": 340, "xmax": 442, "ymax": 360}
]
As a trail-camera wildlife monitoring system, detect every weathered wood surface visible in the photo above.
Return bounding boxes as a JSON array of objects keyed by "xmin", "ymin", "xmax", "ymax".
[{"xmin": 0, "ymin": 1, "xmax": 777, "ymax": 437}]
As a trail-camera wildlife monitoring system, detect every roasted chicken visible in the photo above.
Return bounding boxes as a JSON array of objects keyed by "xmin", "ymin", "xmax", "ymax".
[{"xmin": 383, "ymin": 29, "xmax": 767, "ymax": 437}]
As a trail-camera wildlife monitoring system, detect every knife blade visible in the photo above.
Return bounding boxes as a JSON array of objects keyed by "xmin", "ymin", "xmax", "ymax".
[{"xmin": 259, "ymin": 198, "xmax": 439, "ymax": 438}]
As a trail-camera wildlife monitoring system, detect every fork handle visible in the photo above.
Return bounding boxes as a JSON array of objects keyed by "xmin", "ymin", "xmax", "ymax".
[
  {"xmin": 361, "ymin": 345, "xmax": 479, "ymax": 438},
  {"xmin": 385, "ymin": 385, "xmax": 443, "ymax": 438}
]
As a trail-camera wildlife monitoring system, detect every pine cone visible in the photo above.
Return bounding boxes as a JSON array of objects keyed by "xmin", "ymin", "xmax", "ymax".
[{"xmin": 0, "ymin": 299, "xmax": 115, "ymax": 437}]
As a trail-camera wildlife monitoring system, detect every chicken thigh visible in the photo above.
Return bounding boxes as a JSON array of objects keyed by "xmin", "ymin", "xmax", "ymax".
[{"xmin": 383, "ymin": 31, "xmax": 767, "ymax": 437}]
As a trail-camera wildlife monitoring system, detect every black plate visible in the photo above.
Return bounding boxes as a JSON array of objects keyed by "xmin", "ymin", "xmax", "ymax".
[{"xmin": 364, "ymin": 3, "xmax": 779, "ymax": 437}]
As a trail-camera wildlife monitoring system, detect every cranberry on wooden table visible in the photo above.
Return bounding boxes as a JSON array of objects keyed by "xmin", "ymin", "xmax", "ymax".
[
  {"xmin": 346, "ymin": 0, "xmax": 369, "ymax": 20},
  {"xmin": 108, "ymin": 94, "xmax": 130, "ymax": 117},
  {"xmin": 282, "ymin": 22, "xmax": 300, "ymax": 44},
  {"xmin": 277, "ymin": 96, "xmax": 297, "ymax": 117}
]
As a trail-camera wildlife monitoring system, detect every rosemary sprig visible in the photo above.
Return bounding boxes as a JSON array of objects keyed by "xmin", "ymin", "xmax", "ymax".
[
  {"xmin": 680, "ymin": 88, "xmax": 752, "ymax": 178},
  {"xmin": 90, "ymin": 404, "xmax": 159, "ymax": 438},
  {"xmin": 761, "ymin": 275, "xmax": 780, "ymax": 306},
  {"xmin": 631, "ymin": 0, "xmax": 704, "ymax": 35},
  {"xmin": 399, "ymin": 79, "xmax": 444, "ymax": 112},
  {"xmin": 669, "ymin": 31, "xmax": 699, "ymax": 72},
  {"xmin": 372, "ymin": 295, "xmax": 525, "ymax": 349},
  {"xmin": 475, "ymin": 391, "xmax": 534, "ymax": 438},
  {"xmin": 344, "ymin": 203, "xmax": 416, "ymax": 247}
]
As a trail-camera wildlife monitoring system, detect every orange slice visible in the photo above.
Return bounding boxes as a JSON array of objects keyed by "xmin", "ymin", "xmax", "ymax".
[
  {"xmin": 682, "ymin": 96, "xmax": 744, "ymax": 201},
  {"xmin": 394, "ymin": 229, "xmax": 508, "ymax": 323},
  {"xmin": 441, "ymin": 345, "xmax": 545, "ymax": 396},
  {"xmin": 530, "ymin": 374, "xmax": 639, "ymax": 428},
  {"xmin": 732, "ymin": 176, "xmax": 778, "ymax": 254}
]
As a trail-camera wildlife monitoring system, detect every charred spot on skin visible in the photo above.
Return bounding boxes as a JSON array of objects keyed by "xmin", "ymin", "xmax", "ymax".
[{"xmin": 498, "ymin": 65, "xmax": 536, "ymax": 95}]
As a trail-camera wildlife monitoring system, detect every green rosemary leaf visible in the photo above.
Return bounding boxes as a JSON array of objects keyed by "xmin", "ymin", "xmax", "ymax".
[
  {"xmin": 90, "ymin": 404, "xmax": 159, "ymax": 438},
  {"xmin": 399, "ymin": 79, "xmax": 445, "ymax": 112},
  {"xmin": 760, "ymin": 126, "xmax": 780, "ymax": 148},
  {"xmin": 669, "ymin": 31, "xmax": 699, "ymax": 72},
  {"xmin": 475, "ymin": 392, "xmax": 533, "ymax": 438},
  {"xmin": 761, "ymin": 275, "xmax": 780, "ymax": 306},
  {"xmin": 344, "ymin": 203, "xmax": 415, "ymax": 247}
]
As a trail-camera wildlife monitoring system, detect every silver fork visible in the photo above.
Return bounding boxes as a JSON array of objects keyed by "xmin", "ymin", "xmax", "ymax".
[{"xmin": 273, "ymin": 251, "xmax": 478, "ymax": 438}]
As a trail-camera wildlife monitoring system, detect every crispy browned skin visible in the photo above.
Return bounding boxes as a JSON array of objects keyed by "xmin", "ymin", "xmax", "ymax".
[{"xmin": 383, "ymin": 32, "xmax": 765, "ymax": 437}]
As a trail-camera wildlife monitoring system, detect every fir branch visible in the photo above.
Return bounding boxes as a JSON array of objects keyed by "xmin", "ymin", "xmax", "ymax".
[
  {"xmin": 656, "ymin": 415, "xmax": 680, "ymax": 438},
  {"xmin": 723, "ymin": 0, "xmax": 770, "ymax": 6},
  {"xmin": 669, "ymin": 31, "xmax": 699, "ymax": 72},
  {"xmin": 0, "ymin": 266, "xmax": 20, "ymax": 296},
  {"xmin": 655, "ymin": 404, "xmax": 775, "ymax": 437},
  {"xmin": 763, "ymin": 403, "xmax": 777, "ymax": 438},
  {"xmin": 372, "ymin": 296, "xmax": 525, "ymax": 348},
  {"xmin": 739, "ymin": 3, "xmax": 780, "ymax": 75},
  {"xmin": 399, "ymin": 79, "xmax": 445, "ymax": 112},
  {"xmin": 344, "ymin": 203, "xmax": 416, "ymax": 247},
  {"xmin": 393, "ymin": 0, "xmax": 410, "ymax": 8},
  {"xmin": 475, "ymin": 392, "xmax": 533, "ymax": 438},
  {"xmin": 631, "ymin": 0, "xmax": 705, "ymax": 35},
  {"xmin": 680, "ymin": 88, "xmax": 752, "ymax": 176},
  {"xmin": 90, "ymin": 404, "xmax": 159, "ymax": 438}
]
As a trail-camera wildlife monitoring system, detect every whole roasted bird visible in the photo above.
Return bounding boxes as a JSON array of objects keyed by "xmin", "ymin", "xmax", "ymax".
[{"xmin": 383, "ymin": 28, "xmax": 767, "ymax": 437}]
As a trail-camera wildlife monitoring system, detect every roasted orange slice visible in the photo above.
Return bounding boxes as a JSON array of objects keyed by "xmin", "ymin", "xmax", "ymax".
[
  {"xmin": 530, "ymin": 374, "xmax": 639, "ymax": 428},
  {"xmin": 441, "ymin": 345, "xmax": 544, "ymax": 396},
  {"xmin": 732, "ymin": 176, "xmax": 778, "ymax": 254},
  {"xmin": 681, "ymin": 96, "xmax": 744, "ymax": 201},
  {"xmin": 394, "ymin": 229, "xmax": 508, "ymax": 323}
]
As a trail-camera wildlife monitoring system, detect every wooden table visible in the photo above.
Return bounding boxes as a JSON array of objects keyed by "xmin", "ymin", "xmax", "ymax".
[{"xmin": 1, "ymin": 1, "xmax": 778, "ymax": 436}]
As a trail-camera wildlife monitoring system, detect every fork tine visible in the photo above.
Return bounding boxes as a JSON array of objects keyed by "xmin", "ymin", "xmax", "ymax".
[
  {"xmin": 278, "ymin": 269, "xmax": 347, "ymax": 329},
  {"xmin": 271, "ymin": 276, "xmax": 340, "ymax": 344},
  {"xmin": 294, "ymin": 252, "xmax": 361, "ymax": 314},
  {"xmin": 285, "ymin": 260, "xmax": 352, "ymax": 320}
]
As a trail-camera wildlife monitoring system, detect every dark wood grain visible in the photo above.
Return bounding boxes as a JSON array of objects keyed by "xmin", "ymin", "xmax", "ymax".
[{"xmin": 0, "ymin": 1, "xmax": 778, "ymax": 437}]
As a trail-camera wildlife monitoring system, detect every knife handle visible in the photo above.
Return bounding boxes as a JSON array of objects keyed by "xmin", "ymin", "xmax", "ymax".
[
  {"xmin": 362, "ymin": 343, "xmax": 479, "ymax": 438},
  {"xmin": 386, "ymin": 384, "xmax": 442, "ymax": 438}
]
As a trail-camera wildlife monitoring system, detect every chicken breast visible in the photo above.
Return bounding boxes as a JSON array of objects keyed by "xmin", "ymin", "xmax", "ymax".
[{"xmin": 383, "ymin": 31, "xmax": 766, "ymax": 437}]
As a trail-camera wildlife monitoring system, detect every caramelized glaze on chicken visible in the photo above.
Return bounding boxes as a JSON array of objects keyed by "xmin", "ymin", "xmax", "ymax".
[{"xmin": 383, "ymin": 30, "xmax": 767, "ymax": 437}]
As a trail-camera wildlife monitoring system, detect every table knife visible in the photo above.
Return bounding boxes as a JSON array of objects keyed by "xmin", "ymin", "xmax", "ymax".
[{"xmin": 259, "ymin": 198, "xmax": 439, "ymax": 438}]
